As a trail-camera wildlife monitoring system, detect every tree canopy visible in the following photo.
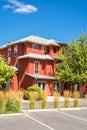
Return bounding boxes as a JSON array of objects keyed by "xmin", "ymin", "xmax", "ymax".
[
  {"xmin": 55, "ymin": 33, "xmax": 87, "ymax": 83},
  {"xmin": 0, "ymin": 55, "xmax": 16, "ymax": 89}
]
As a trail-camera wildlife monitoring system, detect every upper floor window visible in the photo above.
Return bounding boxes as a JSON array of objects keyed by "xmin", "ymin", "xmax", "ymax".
[
  {"xmin": 32, "ymin": 44, "xmax": 38, "ymax": 50},
  {"xmin": 8, "ymin": 47, "xmax": 11, "ymax": 62},
  {"xmin": 34, "ymin": 61, "xmax": 39, "ymax": 74},
  {"xmin": 42, "ymin": 46, "xmax": 46, "ymax": 52},
  {"xmin": 53, "ymin": 47, "xmax": 56, "ymax": 53},
  {"xmin": 47, "ymin": 47, "xmax": 49, "ymax": 53},
  {"xmin": 14, "ymin": 45, "xmax": 18, "ymax": 57}
]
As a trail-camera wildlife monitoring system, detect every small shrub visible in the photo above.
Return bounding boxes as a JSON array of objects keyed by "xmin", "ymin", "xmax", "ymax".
[
  {"xmin": 5, "ymin": 98, "xmax": 21, "ymax": 112},
  {"xmin": 41, "ymin": 90, "xmax": 47, "ymax": 109},
  {"xmin": 73, "ymin": 91, "xmax": 80, "ymax": 107},
  {"xmin": 16, "ymin": 91, "xmax": 23, "ymax": 99},
  {"xmin": 74, "ymin": 99, "xmax": 79, "ymax": 107},
  {"xmin": 29, "ymin": 100, "xmax": 36, "ymax": 109},
  {"xmin": 29, "ymin": 91, "xmax": 38, "ymax": 100},
  {"xmin": 63, "ymin": 90, "xmax": 71, "ymax": 98},
  {"xmin": 64, "ymin": 98, "xmax": 70, "ymax": 108},
  {"xmin": 29, "ymin": 91, "xmax": 38, "ymax": 109},
  {"xmin": 5, "ymin": 90, "xmax": 21, "ymax": 113},
  {"xmin": 63, "ymin": 90, "xmax": 70, "ymax": 108},
  {"xmin": 53, "ymin": 91, "xmax": 60, "ymax": 108},
  {"xmin": 23, "ymin": 86, "xmax": 41, "ymax": 100},
  {"xmin": 23, "ymin": 90, "xmax": 29, "ymax": 100},
  {"xmin": 73, "ymin": 91, "xmax": 80, "ymax": 99},
  {"xmin": 42, "ymin": 100, "xmax": 47, "ymax": 109},
  {"xmin": 0, "ymin": 91, "xmax": 4, "ymax": 113}
]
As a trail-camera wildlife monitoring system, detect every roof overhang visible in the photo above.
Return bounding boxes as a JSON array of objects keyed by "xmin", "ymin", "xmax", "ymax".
[
  {"xmin": 17, "ymin": 53, "xmax": 54, "ymax": 60},
  {"xmin": 26, "ymin": 73, "xmax": 55, "ymax": 80},
  {"xmin": 0, "ymin": 35, "xmax": 60, "ymax": 50}
]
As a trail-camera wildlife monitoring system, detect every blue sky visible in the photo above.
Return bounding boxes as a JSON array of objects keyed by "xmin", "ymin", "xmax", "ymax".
[{"xmin": 0, "ymin": 0, "xmax": 87, "ymax": 46}]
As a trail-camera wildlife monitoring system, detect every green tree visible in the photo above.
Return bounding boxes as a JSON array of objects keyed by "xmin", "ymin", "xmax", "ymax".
[
  {"xmin": 0, "ymin": 55, "xmax": 16, "ymax": 90},
  {"xmin": 55, "ymin": 33, "xmax": 87, "ymax": 96}
]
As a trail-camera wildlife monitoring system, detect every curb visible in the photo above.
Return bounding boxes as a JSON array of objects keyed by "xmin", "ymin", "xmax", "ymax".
[
  {"xmin": 0, "ymin": 107, "xmax": 87, "ymax": 116},
  {"xmin": 0, "ymin": 113, "xmax": 23, "ymax": 117},
  {"xmin": 22, "ymin": 107, "xmax": 87, "ymax": 113}
]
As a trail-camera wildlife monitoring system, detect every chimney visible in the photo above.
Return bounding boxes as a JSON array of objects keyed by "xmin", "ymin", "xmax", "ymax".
[{"xmin": 8, "ymin": 41, "xmax": 12, "ymax": 44}]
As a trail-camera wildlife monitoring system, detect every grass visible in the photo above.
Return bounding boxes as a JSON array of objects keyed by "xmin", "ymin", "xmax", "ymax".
[
  {"xmin": 0, "ymin": 110, "xmax": 22, "ymax": 114},
  {"xmin": 0, "ymin": 90, "xmax": 23, "ymax": 114}
]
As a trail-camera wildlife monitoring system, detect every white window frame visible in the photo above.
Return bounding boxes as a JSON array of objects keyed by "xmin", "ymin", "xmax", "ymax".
[
  {"xmin": 42, "ymin": 46, "xmax": 46, "ymax": 52},
  {"xmin": 8, "ymin": 47, "xmax": 11, "ymax": 62},
  {"xmin": 14, "ymin": 45, "xmax": 18, "ymax": 57},
  {"xmin": 37, "ymin": 81, "xmax": 46, "ymax": 91},
  {"xmin": 34, "ymin": 61, "xmax": 39, "ymax": 74},
  {"xmin": 53, "ymin": 82, "xmax": 60, "ymax": 93},
  {"xmin": 32, "ymin": 44, "xmax": 38, "ymax": 50}
]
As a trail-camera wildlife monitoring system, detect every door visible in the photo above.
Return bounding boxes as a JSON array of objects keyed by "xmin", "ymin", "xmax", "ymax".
[{"xmin": 38, "ymin": 82, "xmax": 46, "ymax": 91}]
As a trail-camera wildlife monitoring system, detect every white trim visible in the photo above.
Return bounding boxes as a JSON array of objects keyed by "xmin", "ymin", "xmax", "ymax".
[
  {"xmin": 37, "ymin": 81, "xmax": 47, "ymax": 91},
  {"xmin": 17, "ymin": 53, "xmax": 54, "ymax": 60},
  {"xmin": 53, "ymin": 81, "xmax": 61, "ymax": 93},
  {"xmin": 26, "ymin": 73, "xmax": 55, "ymax": 80}
]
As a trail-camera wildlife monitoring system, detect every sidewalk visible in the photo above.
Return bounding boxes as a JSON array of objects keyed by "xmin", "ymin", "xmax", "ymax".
[{"xmin": 47, "ymin": 96, "xmax": 74, "ymax": 101}]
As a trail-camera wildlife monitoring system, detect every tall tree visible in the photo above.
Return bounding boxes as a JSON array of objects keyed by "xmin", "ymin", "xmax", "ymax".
[
  {"xmin": 0, "ymin": 55, "xmax": 16, "ymax": 90},
  {"xmin": 55, "ymin": 34, "xmax": 87, "ymax": 95}
]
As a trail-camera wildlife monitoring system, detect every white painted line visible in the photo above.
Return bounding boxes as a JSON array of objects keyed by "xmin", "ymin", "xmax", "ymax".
[
  {"xmin": 57, "ymin": 111, "xmax": 87, "ymax": 122},
  {"xmin": 25, "ymin": 113, "xmax": 55, "ymax": 130}
]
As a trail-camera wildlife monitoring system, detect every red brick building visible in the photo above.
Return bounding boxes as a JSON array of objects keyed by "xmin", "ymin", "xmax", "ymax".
[{"xmin": 0, "ymin": 35, "xmax": 65, "ymax": 95}]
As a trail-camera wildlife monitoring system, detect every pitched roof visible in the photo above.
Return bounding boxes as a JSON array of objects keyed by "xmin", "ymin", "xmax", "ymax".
[
  {"xmin": 17, "ymin": 53, "xmax": 54, "ymax": 60},
  {"xmin": 0, "ymin": 35, "xmax": 60, "ymax": 49},
  {"xmin": 26, "ymin": 73, "xmax": 55, "ymax": 80},
  {"xmin": 14, "ymin": 35, "xmax": 60, "ymax": 46}
]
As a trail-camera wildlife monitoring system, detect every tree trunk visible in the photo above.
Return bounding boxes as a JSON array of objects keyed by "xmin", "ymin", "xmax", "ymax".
[{"xmin": 79, "ymin": 83, "xmax": 82, "ymax": 98}]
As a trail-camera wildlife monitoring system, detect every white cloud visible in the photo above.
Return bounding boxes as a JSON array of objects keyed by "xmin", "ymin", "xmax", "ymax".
[
  {"xmin": 3, "ymin": 4, "xmax": 14, "ymax": 9},
  {"xmin": 3, "ymin": 0, "xmax": 38, "ymax": 14},
  {"xmin": 14, "ymin": 5, "xmax": 37, "ymax": 13}
]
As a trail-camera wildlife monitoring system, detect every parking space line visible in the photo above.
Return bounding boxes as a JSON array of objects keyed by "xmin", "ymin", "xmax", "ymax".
[
  {"xmin": 25, "ymin": 113, "xmax": 55, "ymax": 130},
  {"xmin": 57, "ymin": 111, "xmax": 87, "ymax": 122}
]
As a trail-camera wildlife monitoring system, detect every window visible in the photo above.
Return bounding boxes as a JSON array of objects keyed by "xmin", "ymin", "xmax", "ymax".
[
  {"xmin": 42, "ymin": 46, "xmax": 46, "ymax": 52},
  {"xmin": 47, "ymin": 47, "xmax": 49, "ymax": 53},
  {"xmin": 32, "ymin": 44, "xmax": 38, "ymax": 50},
  {"xmin": 38, "ymin": 82, "xmax": 46, "ymax": 91},
  {"xmin": 34, "ymin": 61, "xmax": 39, "ymax": 74},
  {"xmin": 53, "ymin": 82, "xmax": 60, "ymax": 93},
  {"xmin": 14, "ymin": 45, "xmax": 18, "ymax": 57},
  {"xmin": 53, "ymin": 47, "xmax": 56, "ymax": 53},
  {"xmin": 8, "ymin": 47, "xmax": 11, "ymax": 62}
]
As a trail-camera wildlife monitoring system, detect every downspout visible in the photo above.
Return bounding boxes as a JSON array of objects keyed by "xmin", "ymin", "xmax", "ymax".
[{"xmin": 18, "ymin": 60, "xmax": 20, "ymax": 90}]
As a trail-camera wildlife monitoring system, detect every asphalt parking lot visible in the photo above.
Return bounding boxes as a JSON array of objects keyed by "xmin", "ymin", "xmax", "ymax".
[{"xmin": 0, "ymin": 109, "xmax": 87, "ymax": 130}]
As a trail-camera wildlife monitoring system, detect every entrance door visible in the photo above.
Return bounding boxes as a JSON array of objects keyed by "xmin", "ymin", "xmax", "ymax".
[{"xmin": 38, "ymin": 82, "xmax": 46, "ymax": 91}]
